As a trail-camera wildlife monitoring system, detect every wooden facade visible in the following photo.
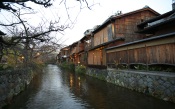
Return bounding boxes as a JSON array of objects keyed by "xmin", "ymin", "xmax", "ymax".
[
  {"xmin": 106, "ymin": 34, "xmax": 175, "ymax": 67},
  {"xmin": 114, "ymin": 10, "xmax": 158, "ymax": 42},
  {"xmin": 88, "ymin": 48, "xmax": 103, "ymax": 65},
  {"xmin": 106, "ymin": 8, "xmax": 175, "ymax": 69},
  {"xmin": 69, "ymin": 41, "xmax": 84, "ymax": 65},
  {"xmin": 58, "ymin": 41, "xmax": 85, "ymax": 65},
  {"xmin": 88, "ymin": 7, "xmax": 159, "ymax": 67},
  {"xmin": 137, "ymin": 10, "xmax": 175, "ymax": 36},
  {"xmin": 93, "ymin": 24, "xmax": 114, "ymax": 46},
  {"xmin": 57, "ymin": 46, "xmax": 70, "ymax": 63},
  {"xmin": 57, "ymin": 7, "xmax": 175, "ymax": 70},
  {"xmin": 76, "ymin": 41, "xmax": 84, "ymax": 65}
]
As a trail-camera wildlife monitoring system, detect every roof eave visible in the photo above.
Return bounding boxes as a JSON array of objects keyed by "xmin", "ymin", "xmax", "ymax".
[
  {"xmin": 106, "ymin": 32, "xmax": 175, "ymax": 51},
  {"xmin": 137, "ymin": 10, "xmax": 175, "ymax": 28},
  {"xmin": 93, "ymin": 17, "xmax": 115, "ymax": 34},
  {"xmin": 136, "ymin": 17, "xmax": 175, "ymax": 34},
  {"xmin": 93, "ymin": 7, "xmax": 160, "ymax": 34},
  {"xmin": 89, "ymin": 37, "xmax": 125, "ymax": 51}
]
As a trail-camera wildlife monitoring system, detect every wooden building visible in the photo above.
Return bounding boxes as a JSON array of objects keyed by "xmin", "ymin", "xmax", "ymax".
[
  {"xmin": 57, "ymin": 6, "xmax": 175, "ymax": 70},
  {"xmin": 57, "ymin": 46, "xmax": 70, "ymax": 63},
  {"xmin": 57, "ymin": 40, "xmax": 84, "ymax": 65},
  {"xmin": 79, "ymin": 29, "xmax": 94, "ymax": 65},
  {"xmin": 69, "ymin": 41, "xmax": 78, "ymax": 64},
  {"xmin": 87, "ymin": 6, "xmax": 159, "ymax": 68},
  {"xmin": 106, "ymin": 6, "xmax": 175, "ymax": 69},
  {"xmin": 137, "ymin": 9, "xmax": 175, "ymax": 36},
  {"xmin": 77, "ymin": 41, "xmax": 85, "ymax": 65}
]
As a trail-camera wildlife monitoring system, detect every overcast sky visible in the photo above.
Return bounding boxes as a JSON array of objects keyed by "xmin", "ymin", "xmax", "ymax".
[{"xmin": 0, "ymin": 0, "xmax": 173, "ymax": 46}]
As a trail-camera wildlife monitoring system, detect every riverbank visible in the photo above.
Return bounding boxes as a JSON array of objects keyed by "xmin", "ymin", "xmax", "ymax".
[
  {"xmin": 86, "ymin": 67, "xmax": 175, "ymax": 103},
  {"xmin": 0, "ymin": 68, "xmax": 41, "ymax": 108}
]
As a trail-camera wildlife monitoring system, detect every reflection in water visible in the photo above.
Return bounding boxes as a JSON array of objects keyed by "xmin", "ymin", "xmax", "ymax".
[
  {"xmin": 69, "ymin": 73, "xmax": 74, "ymax": 88},
  {"xmin": 3, "ymin": 65, "xmax": 175, "ymax": 109}
]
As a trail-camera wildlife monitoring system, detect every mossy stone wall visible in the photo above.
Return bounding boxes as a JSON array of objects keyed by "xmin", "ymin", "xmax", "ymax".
[{"xmin": 86, "ymin": 68, "xmax": 175, "ymax": 103}]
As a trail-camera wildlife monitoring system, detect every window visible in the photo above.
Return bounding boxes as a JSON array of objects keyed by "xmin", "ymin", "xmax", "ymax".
[{"xmin": 107, "ymin": 24, "xmax": 114, "ymax": 41}]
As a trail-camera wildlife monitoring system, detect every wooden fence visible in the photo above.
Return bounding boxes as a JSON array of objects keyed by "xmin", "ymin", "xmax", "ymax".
[{"xmin": 106, "ymin": 35, "xmax": 175, "ymax": 68}]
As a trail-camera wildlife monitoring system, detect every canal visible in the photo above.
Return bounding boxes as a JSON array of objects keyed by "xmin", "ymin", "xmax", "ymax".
[{"xmin": 4, "ymin": 65, "xmax": 175, "ymax": 109}]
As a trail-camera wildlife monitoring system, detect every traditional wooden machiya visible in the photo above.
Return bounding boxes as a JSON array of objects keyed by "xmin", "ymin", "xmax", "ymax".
[
  {"xmin": 87, "ymin": 6, "xmax": 159, "ymax": 68},
  {"xmin": 78, "ymin": 29, "xmax": 94, "ymax": 65},
  {"xmin": 57, "ymin": 46, "xmax": 70, "ymax": 63},
  {"xmin": 137, "ymin": 9, "xmax": 175, "ymax": 36},
  {"xmin": 106, "ymin": 6, "xmax": 175, "ymax": 69},
  {"xmin": 57, "ymin": 6, "xmax": 175, "ymax": 70}
]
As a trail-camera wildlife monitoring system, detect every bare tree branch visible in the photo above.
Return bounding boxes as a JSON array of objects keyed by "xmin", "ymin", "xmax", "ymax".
[
  {"xmin": 0, "ymin": 0, "xmax": 53, "ymax": 12},
  {"xmin": 0, "ymin": 21, "xmax": 27, "ymax": 26}
]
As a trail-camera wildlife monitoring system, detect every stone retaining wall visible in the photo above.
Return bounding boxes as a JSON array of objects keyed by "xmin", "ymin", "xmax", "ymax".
[
  {"xmin": 86, "ymin": 68, "xmax": 175, "ymax": 103},
  {"xmin": 0, "ymin": 68, "xmax": 34, "ymax": 108}
]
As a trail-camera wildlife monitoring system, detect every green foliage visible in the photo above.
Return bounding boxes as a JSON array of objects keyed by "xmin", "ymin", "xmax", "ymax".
[
  {"xmin": 59, "ymin": 62, "xmax": 69, "ymax": 69},
  {"xmin": 59, "ymin": 62, "xmax": 75, "ymax": 71},
  {"xmin": 0, "ymin": 63, "xmax": 14, "ymax": 70},
  {"xmin": 75, "ymin": 65, "xmax": 86, "ymax": 75},
  {"xmin": 69, "ymin": 63, "xmax": 75, "ymax": 71},
  {"xmin": 113, "ymin": 59, "xmax": 128, "ymax": 69},
  {"xmin": 148, "ymin": 66, "xmax": 162, "ymax": 71},
  {"xmin": 133, "ymin": 64, "xmax": 147, "ymax": 70},
  {"xmin": 149, "ymin": 65, "xmax": 175, "ymax": 72},
  {"xmin": 130, "ymin": 64, "xmax": 175, "ymax": 72},
  {"xmin": 28, "ymin": 61, "xmax": 45, "ymax": 70},
  {"xmin": 97, "ymin": 74, "xmax": 106, "ymax": 81}
]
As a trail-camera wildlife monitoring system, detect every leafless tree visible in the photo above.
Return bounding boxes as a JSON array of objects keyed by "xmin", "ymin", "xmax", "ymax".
[
  {"xmin": 0, "ymin": 0, "xmax": 95, "ymax": 12},
  {"xmin": 0, "ymin": 10, "xmax": 67, "ymax": 66},
  {"xmin": 0, "ymin": 0, "xmax": 52, "ymax": 12},
  {"xmin": 0, "ymin": 0, "xmax": 97, "ymax": 66}
]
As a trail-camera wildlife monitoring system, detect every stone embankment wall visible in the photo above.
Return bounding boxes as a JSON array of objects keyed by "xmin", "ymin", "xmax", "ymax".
[
  {"xmin": 0, "ymin": 68, "xmax": 34, "ymax": 108},
  {"xmin": 86, "ymin": 68, "xmax": 175, "ymax": 103}
]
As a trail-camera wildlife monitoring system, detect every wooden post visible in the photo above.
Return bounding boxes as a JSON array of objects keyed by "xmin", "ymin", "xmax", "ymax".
[
  {"xmin": 127, "ymin": 47, "xmax": 129, "ymax": 69},
  {"xmin": 145, "ymin": 44, "xmax": 148, "ymax": 71},
  {"xmin": 93, "ymin": 52, "xmax": 94, "ymax": 64}
]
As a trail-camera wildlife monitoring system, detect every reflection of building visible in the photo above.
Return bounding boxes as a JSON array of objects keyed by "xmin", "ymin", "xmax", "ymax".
[
  {"xmin": 57, "ymin": 5, "xmax": 175, "ymax": 70},
  {"xmin": 67, "ymin": 72, "xmax": 88, "ymax": 98}
]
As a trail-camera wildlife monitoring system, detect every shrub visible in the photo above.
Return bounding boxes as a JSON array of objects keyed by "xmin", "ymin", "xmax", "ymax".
[
  {"xmin": 59, "ymin": 62, "xmax": 75, "ymax": 71},
  {"xmin": 129, "ymin": 64, "xmax": 175, "ymax": 72},
  {"xmin": 75, "ymin": 65, "xmax": 86, "ymax": 75},
  {"xmin": 149, "ymin": 64, "xmax": 175, "ymax": 72},
  {"xmin": 0, "ymin": 63, "xmax": 14, "ymax": 70},
  {"xmin": 69, "ymin": 63, "xmax": 75, "ymax": 71},
  {"xmin": 132, "ymin": 64, "xmax": 147, "ymax": 70},
  {"xmin": 28, "ymin": 61, "xmax": 45, "ymax": 70}
]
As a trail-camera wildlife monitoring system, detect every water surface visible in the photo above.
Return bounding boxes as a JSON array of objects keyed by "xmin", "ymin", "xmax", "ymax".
[{"xmin": 4, "ymin": 65, "xmax": 175, "ymax": 109}]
